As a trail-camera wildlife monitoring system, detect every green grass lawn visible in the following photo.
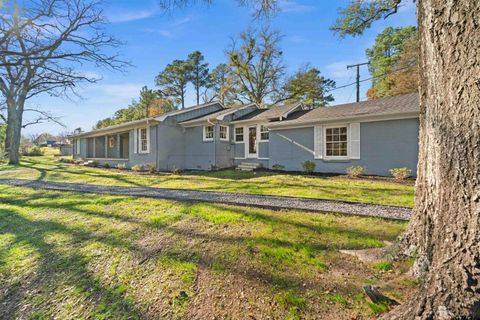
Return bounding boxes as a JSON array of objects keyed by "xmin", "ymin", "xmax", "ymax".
[
  {"xmin": 0, "ymin": 156, "xmax": 415, "ymax": 207},
  {"xmin": 0, "ymin": 185, "xmax": 416, "ymax": 319}
]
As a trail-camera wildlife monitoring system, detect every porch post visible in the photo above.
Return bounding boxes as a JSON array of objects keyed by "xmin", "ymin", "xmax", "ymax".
[
  {"xmin": 117, "ymin": 133, "xmax": 120, "ymax": 158},
  {"xmin": 105, "ymin": 136, "xmax": 108, "ymax": 158},
  {"xmin": 92, "ymin": 138, "xmax": 96, "ymax": 158}
]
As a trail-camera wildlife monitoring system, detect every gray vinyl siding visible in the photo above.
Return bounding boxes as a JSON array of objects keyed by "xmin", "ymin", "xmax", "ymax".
[
  {"xmin": 156, "ymin": 124, "xmax": 186, "ymax": 171},
  {"xmin": 269, "ymin": 118, "xmax": 419, "ymax": 176},
  {"xmin": 258, "ymin": 142, "xmax": 269, "ymax": 159},
  {"xmin": 234, "ymin": 143, "xmax": 245, "ymax": 158},
  {"xmin": 215, "ymin": 125, "xmax": 234, "ymax": 169},
  {"xmin": 128, "ymin": 125, "xmax": 158, "ymax": 167},
  {"xmin": 184, "ymin": 126, "xmax": 215, "ymax": 170}
]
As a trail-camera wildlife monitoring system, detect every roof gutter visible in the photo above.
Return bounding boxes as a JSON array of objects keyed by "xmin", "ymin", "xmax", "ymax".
[
  {"xmin": 71, "ymin": 118, "xmax": 159, "ymax": 139},
  {"xmin": 267, "ymin": 111, "xmax": 420, "ymax": 129}
]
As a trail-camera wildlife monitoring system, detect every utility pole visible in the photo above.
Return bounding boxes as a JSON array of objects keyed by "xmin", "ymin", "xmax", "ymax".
[{"xmin": 347, "ymin": 62, "xmax": 369, "ymax": 102}]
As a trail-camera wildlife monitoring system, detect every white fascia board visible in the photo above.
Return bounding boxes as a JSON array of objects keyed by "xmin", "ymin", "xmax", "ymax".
[
  {"xmin": 72, "ymin": 118, "xmax": 159, "ymax": 138},
  {"xmin": 280, "ymin": 102, "xmax": 303, "ymax": 119}
]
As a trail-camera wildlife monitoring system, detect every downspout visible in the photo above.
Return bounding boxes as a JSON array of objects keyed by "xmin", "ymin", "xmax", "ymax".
[{"xmin": 208, "ymin": 118, "xmax": 216, "ymax": 170}]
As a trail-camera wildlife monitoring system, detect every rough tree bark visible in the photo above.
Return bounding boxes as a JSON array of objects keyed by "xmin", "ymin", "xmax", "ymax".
[{"xmin": 386, "ymin": 0, "xmax": 480, "ymax": 319}]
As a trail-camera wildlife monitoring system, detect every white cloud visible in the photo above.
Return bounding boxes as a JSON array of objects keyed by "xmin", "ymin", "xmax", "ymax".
[
  {"xmin": 142, "ymin": 28, "xmax": 174, "ymax": 38},
  {"xmin": 107, "ymin": 8, "xmax": 158, "ymax": 23},
  {"xmin": 325, "ymin": 61, "xmax": 356, "ymax": 79},
  {"xmin": 278, "ymin": 0, "xmax": 315, "ymax": 13},
  {"xmin": 172, "ymin": 16, "xmax": 193, "ymax": 26},
  {"xmin": 140, "ymin": 15, "xmax": 193, "ymax": 39},
  {"xmin": 97, "ymin": 83, "xmax": 144, "ymax": 100}
]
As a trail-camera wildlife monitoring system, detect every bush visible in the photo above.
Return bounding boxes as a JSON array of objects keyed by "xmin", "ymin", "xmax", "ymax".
[
  {"xmin": 172, "ymin": 166, "xmax": 183, "ymax": 175},
  {"xmin": 22, "ymin": 146, "xmax": 44, "ymax": 156},
  {"xmin": 103, "ymin": 163, "xmax": 110, "ymax": 169},
  {"xmin": 145, "ymin": 163, "xmax": 156, "ymax": 173},
  {"xmin": 301, "ymin": 160, "xmax": 316, "ymax": 174},
  {"xmin": 131, "ymin": 164, "xmax": 144, "ymax": 172},
  {"xmin": 272, "ymin": 164, "xmax": 285, "ymax": 171},
  {"xmin": 116, "ymin": 163, "xmax": 127, "ymax": 170},
  {"xmin": 389, "ymin": 167, "xmax": 412, "ymax": 180},
  {"xmin": 59, "ymin": 158, "xmax": 75, "ymax": 164},
  {"xmin": 87, "ymin": 161, "xmax": 99, "ymax": 167},
  {"xmin": 346, "ymin": 165, "xmax": 365, "ymax": 178}
]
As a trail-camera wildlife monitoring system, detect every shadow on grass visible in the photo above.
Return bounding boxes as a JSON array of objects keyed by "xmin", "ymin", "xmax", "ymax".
[
  {"xmin": 0, "ymin": 207, "xmax": 142, "ymax": 319},
  {"xmin": 0, "ymin": 187, "xmax": 405, "ymax": 317}
]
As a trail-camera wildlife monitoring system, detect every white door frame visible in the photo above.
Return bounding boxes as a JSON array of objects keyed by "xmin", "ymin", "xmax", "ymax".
[{"xmin": 245, "ymin": 125, "xmax": 258, "ymax": 158}]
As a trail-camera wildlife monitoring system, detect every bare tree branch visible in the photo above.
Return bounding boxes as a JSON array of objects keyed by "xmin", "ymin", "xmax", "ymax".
[{"xmin": 0, "ymin": 0, "xmax": 129, "ymax": 164}]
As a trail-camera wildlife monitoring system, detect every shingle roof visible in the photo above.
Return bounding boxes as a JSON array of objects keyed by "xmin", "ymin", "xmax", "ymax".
[
  {"xmin": 178, "ymin": 103, "xmax": 257, "ymax": 125},
  {"xmin": 232, "ymin": 103, "xmax": 303, "ymax": 122},
  {"xmin": 269, "ymin": 93, "xmax": 419, "ymax": 127}
]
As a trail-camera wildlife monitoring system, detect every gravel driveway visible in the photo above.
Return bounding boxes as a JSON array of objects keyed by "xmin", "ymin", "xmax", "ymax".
[{"xmin": 0, "ymin": 179, "xmax": 411, "ymax": 220}]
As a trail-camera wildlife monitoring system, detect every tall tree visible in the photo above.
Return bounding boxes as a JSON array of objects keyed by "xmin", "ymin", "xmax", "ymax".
[
  {"xmin": 156, "ymin": 60, "xmax": 191, "ymax": 109},
  {"xmin": 0, "ymin": 0, "xmax": 126, "ymax": 164},
  {"xmin": 334, "ymin": 0, "xmax": 480, "ymax": 318},
  {"xmin": 227, "ymin": 28, "xmax": 285, "ymax": 105},
  {"xmin": 279, "ymin": 66, "xmax": 335, "ymax": 107},
  {"xmin": 365, "ymin": 26, "xmax": 418, "ymax": 99},
  {"xmin": 204, "ymin": 63, "xmax": 238, "ymax": 105},
  {"xmin": 187, "ymin": 51, "xmax": 209, "ymax": 105}
]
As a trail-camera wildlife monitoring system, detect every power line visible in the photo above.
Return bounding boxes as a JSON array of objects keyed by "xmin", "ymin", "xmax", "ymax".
[
  {"xmin": 327, "ymin": 65, "xmax": 413, "ymax": 93},
  {"xmin": 347, "ymin": 62, "xmax": 369, "ymax": 102}
]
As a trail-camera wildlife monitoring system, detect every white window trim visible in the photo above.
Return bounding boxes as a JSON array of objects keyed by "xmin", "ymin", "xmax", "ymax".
[
  {"xmin": 219, "ymin": 125, "xmax": 229, "ymax": 141},
  {"xmin": 203, "ymin": 125, "xmax": 214, "ymax": 142},
  {"xmin": 138, "ymin": 127, "xmax": 150, "ymax": 154},
  {"xmin": 259, "ymin": 124, "xmax": 269, "ymax": 142},
  {"xmin": 323, "ymin": 124, "xmax": 349, "ymax": 160},
  {"xmin": 234, "ymin": 127, "xmax": 244, "ymax": 143}
]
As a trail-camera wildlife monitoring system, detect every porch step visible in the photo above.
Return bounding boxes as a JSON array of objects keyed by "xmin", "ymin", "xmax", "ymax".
[{"xmin": 237, "ymin": 162, "xmax": 262, "ymax": 171}]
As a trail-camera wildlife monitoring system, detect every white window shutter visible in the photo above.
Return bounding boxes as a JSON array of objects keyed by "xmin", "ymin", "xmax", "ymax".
[
  {"xmin": 133, "ymin": 128, "xmax": 138, "ymax": 154},
  {"xmin": 314, "ymin": 125, "xmax": 323, "ymax": 159},
  {"xmin": 349, "ymin": 123, "xmax": 361, "ymax": 159}
]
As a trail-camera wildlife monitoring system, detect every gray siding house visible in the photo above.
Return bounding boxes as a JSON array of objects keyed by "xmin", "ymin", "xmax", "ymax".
[{"xmin": 72, "ymin": 93, "xmax": 419, "ymax": 176}]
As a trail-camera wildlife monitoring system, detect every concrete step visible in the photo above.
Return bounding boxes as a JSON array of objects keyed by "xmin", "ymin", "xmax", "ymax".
[
  {"xmin": 237, "ymin": 162, "xmax": 262, "ymax": 171},
  {"xmin": 239, "ymin": 162, "xmax": 262, "ymax": 168}
]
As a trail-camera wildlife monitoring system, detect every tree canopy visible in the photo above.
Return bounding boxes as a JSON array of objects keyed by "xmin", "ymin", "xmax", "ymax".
[
  {"xmin": 366, "ymin": 26, "xmax": 418, "ymax": 99},
  {"xmin": 95, "ymin": 87, "xmax": 174, "ymax": 129},
  {"xmin": 280, "ymin": 66, "xmax": 336, "ymax": 107}
]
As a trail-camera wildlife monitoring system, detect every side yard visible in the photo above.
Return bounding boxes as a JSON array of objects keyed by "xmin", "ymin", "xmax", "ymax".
[
  {"xmin": 0, "ymin": 185, "xmax": 417, "ymax": 319},
  {"xmin": 0, "ymin": 156, "xmax": 415, "ymax": 207}
]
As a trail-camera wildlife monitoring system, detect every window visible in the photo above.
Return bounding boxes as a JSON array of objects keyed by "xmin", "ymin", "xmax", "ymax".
[
  {"xmin": 260, "ymin": 125, "xmax": 269, "ymax": 141},
  {"xmin": 138, "ymin": 127, "xmax": 150, "ymax": 153},
  {"xmin": 325, "ymin": 126, "xmax": 348, "ymax": 157},
  {"xmin": 203, "ymin": 125, "xmax": 214, "ymax": 141},
  {"xmin": 219, "ymin": 125, "xmax": 229, "ymax": 141},
  {"xmin": 234, "ymin": 127, "xmax": 244, "ymax": 142}
]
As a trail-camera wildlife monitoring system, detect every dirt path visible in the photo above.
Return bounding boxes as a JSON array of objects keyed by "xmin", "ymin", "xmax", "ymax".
[{"xmin": 0, "ymin": 179, "xmax": 411, "ymax": 220}]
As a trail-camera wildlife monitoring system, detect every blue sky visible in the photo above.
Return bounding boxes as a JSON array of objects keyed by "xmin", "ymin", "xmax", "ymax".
[{"xmin": 25, "ymin": 0, "xmax": 417, "ymax": 135}]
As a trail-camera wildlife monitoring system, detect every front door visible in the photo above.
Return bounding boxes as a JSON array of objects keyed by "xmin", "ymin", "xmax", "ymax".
[{"xmin": 247, "ymin": 126, "xmax": 257, "ymax": 158}]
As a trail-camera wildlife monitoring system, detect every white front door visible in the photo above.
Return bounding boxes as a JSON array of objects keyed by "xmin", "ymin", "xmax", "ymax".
[{"xmin": 246, "ymin": 126, "xmax": 258, "ymax": 158}]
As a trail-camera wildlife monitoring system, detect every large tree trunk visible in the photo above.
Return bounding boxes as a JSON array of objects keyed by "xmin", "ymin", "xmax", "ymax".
[
  {"xmin": 6, "ymin": 101, "xmax": 23, "ymax": 165},
  {"xmin": 386, "ymin": 0, "xmax": 480, "ymax": 319}
]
